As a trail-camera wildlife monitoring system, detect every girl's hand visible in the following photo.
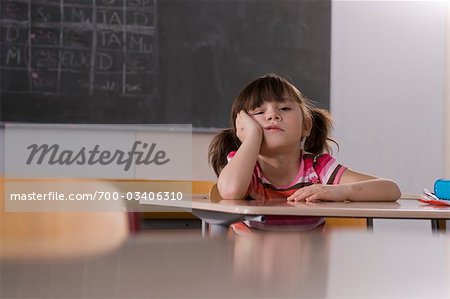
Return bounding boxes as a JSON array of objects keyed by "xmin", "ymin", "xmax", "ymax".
[
  {"xmin": 235, "ymin": 110, "xmax": 263, "ymax": 143},
  {"xmin": 286, "ymin": 184, "xmax": 351, "ymax": 202}
]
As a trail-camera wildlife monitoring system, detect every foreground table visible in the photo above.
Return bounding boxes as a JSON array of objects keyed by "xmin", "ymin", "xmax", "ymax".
[{"xmin": 2, "ymin": 230, "xmax": 448, "ymax": 298}]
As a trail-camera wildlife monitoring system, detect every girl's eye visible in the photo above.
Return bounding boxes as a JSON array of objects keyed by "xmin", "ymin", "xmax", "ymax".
[
  {"xmin": 280, "ymin": 107, "xmax": 291, "ymax": 111},
  {"xmin": 252, "ymin": 111, "xmax": 263, "ymax": 115}
]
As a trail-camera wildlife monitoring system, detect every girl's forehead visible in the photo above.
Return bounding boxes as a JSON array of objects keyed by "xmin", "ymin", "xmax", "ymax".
[{"xmin": 248, "ymin": 97, "xmax": 298, "ymax": 109}]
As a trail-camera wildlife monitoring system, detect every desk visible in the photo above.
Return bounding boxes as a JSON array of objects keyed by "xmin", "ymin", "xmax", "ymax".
[
  {"xmin": 194, "ymin": 198, "xmax": 450, "ymax": 235},
  {"xmin": 141, "ymin": 197, "xmax": 450, "ymax": 234},
  {"xmin": 2, "ymin": 230, "xmax": 449, "ymax": 298}
]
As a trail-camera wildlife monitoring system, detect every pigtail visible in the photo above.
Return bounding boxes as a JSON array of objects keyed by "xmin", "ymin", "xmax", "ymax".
[
  {"xmin": 208, "ymin": 129, "xmax": 241, "ymax": 177},
  {"xmin": 304, "ymin": 108, "xmax": 338, "ymax": 155}
]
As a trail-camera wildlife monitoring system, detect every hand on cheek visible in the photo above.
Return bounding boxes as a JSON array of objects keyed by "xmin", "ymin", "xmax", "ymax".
[{"xmin": 235, "ymin": 110, "xmax": 262, "ymax": 143}]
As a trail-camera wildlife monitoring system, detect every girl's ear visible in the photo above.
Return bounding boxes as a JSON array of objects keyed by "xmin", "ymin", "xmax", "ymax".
[{"xmin": 302, "ymin": 116, "xmax": 312, "ymax": 138}]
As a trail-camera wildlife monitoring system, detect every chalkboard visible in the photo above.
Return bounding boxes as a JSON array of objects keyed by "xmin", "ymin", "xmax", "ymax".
[{"xmin": 1, "ymin": 0, "xmax": 331, "ymax": 128}]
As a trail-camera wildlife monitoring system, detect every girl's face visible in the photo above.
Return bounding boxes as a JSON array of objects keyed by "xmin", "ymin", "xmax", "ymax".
[{"xmin": 248, "ymin": 99, "xmax": 310, "ymax": 153}]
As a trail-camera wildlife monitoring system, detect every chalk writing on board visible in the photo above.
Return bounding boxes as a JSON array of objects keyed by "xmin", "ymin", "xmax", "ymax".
[
  {"xmin": 0, "ymin": 0, "xmax": 156, "ymax": 96},
  {"xmin": 1, "ymin": 0, "xmax": 331, "ymax": 127}
]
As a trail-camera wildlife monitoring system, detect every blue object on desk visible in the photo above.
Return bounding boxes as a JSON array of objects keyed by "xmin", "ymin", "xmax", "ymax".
[{"xmin": 434, "ymin": 179, "xmax": 450, "ymax": 200}]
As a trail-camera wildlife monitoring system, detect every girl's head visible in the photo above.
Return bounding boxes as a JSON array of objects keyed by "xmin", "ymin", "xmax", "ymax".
[
  {"xmin": 231, "ymin": 74, "xmax": 311, "ymax": 152},
  {"xmin": 209, "ymin": 73, "xmax": 336, "ymax": 176}
]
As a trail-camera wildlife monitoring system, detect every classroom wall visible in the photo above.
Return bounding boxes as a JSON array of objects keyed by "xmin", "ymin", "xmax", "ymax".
[
  {"xmin": 446, "ymin": 0, "xmax": 450, "ymax": 178},
  {"xmin": 192, "ymin": 133, "xmax": 217, "ymax": 181},
  {"xmin": 331, "ymin": 0, "xmax": 446, "ymax": 194},
  {"xmin": 330, "ymin": 0, "xmax": 447, "ymax": 231},
  {"xmin": 445, "ymin": 0, "xmax": 449, "ymax": 231}
]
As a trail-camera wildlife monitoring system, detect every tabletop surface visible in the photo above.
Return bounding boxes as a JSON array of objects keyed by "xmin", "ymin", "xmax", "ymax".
[
  {"xmin": 2, "ymin": 230, "xmax": 449, "ymax": 299},
  {"xmin": 140, "ymin": 196, "xmax": 450, "ymax": 219},
  {"xmin": 193, "ymin": 198, "xmax": 450, "ymax": 219}
]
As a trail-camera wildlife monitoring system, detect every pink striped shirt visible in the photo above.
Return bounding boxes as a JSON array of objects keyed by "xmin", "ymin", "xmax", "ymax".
[{"xmin": 227, "ymin": 152, "xmax": 348, "ymax": 231}]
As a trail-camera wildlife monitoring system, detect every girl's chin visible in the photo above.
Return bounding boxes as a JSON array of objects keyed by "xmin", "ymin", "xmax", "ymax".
[{"xmin": 260, "ymin": 142, "xmax": 300, "ymax": 154}]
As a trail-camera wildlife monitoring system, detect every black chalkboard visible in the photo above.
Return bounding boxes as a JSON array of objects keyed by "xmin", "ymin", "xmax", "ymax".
[{"xmin": 1, "ymin": 0, "xmax": 331, "ymax": 128}]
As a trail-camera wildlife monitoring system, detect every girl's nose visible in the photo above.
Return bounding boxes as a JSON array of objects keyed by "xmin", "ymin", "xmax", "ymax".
[{"xmin": 266, "ymin": 109, "xmax": 281, "ymax": 121}]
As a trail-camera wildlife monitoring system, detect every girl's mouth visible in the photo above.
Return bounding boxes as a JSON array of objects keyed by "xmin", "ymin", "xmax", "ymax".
[{"xmin": 264, "ymin": 125, "xmax": 284, "ymax": 131}]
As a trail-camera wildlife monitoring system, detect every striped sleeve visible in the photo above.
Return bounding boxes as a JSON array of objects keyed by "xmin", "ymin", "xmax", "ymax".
[{"xmin": 313, "ymin": 154, "xmax": 347, "ymax": 185}]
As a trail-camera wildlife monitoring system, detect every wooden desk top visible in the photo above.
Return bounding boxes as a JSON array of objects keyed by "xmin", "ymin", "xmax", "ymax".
[
  {"xmin": 2, "ymin": 230, "xmax": 449, "ymax": 298},
  {"xmin": 140, "ymin": 196, "xmax": 450, "ymax": 219},
  {"xmin": 191, "ymin": 197, "xmax": 450, "ymax": 219}
]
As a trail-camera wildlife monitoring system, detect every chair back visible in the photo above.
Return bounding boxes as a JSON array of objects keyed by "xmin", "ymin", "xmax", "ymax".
[{"xmin": 1, "ymin": 178, "xmax": 129, "ymax": 259}]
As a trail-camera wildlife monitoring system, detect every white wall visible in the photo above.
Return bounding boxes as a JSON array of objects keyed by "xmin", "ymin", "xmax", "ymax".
[
  {"xmin": 192, "ymin": 133, "xmax": 217, "ymax": 181},
  {"xmin": 444, "ymin": 0, "xmax": 449, "ymax": 231},
  {"xmin": 331, "ymin": 0, "xmax": 447, "ymax": 231},
  {"xmin": 331, "ymin": 0, "xmax": 446, "ymax": 194}
]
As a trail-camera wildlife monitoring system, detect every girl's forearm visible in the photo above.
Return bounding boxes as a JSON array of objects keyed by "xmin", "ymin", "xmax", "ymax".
[
  {"xmin": 217, "ymin": 134, "xmax": 262, "ymax": 199},
  {"xmin": 343, "ymin": 179, "xmax": 401, "ymax": 202}
]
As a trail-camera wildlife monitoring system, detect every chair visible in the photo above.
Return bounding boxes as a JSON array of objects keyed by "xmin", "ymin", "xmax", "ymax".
[
  {"xmin": 127, "ymin": 180, "xmax": 215, "ymax": 231},
  {"xmin": 1, "ymin": 177, "xmax": 129, "ymax": 259}
]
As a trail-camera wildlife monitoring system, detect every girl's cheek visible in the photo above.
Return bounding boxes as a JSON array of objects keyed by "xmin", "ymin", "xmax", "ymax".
[{"xmin": 253, "ymin": 116, "xmax": 263, "ymax": 124}]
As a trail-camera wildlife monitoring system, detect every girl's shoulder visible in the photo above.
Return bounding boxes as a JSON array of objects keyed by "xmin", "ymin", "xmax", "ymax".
[
  {"xmin": 301, "ymin": 152, "xmax": 334, "ymax": 167},
  {"xmin": 302, "ymin": 152, "xmax": 347, "ymax": 185}
]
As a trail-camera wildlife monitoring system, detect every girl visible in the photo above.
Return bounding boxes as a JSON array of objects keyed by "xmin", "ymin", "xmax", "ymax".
[{"xmin": 208, "ymin": 74, "xmax": 401, "ymax": 231}]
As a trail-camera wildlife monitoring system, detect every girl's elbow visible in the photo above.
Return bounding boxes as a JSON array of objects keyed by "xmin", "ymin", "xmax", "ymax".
[
  {"xmin": 387, "ymin": 180, "xmax": 401, "ymax": 201},
  {"xmin": 393, "ymin": 186, "xmax": 402, "ymax": 201},
  {"xmin": 217, "ymin": 183, "xmax": 246, "ymax": 200},
  {"xmin": 219, "ymin": 189, "xmax": 246, "ymax": 200}
]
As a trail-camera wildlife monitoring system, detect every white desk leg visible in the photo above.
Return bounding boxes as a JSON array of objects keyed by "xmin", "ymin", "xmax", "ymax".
[
  {"xmin": 192, "ymin": 210, "xmax": 244, "ymax": 238},
  {"xmin": 208, "ymin": 224, "xmax": 229, "ymax": 237},
  {"xmin": 201, "ymin": 220, "xmax": 208, "ymax": 238}
]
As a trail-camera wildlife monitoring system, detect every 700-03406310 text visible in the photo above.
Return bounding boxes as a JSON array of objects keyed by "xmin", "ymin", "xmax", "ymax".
[{"xmin": 9, "ymin": 191, "xmax": 184, "ymax": 201}]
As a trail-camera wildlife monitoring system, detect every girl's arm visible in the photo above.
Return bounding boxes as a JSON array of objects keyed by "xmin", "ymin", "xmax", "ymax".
[
  {"xmin": 217, "ymin": 111, "xmax": 263, "ymax": 200},
  {"xmin": 287, "ymin": 169, "xmax": 401, "ymax": 202},
  {"xmin": 338, "ymin": 169, "xmax": 401, "ymax": 202}
]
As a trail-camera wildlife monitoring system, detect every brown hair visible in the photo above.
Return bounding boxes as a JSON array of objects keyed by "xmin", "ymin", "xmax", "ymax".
[{"xmin": 208, "ymin": 73, "xmax": 337, "ymax": 176}]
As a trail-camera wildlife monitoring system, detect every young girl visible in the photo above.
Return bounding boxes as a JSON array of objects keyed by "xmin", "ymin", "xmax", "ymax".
[{"xmin": 208, "ymin": 73, "xmax": 401, "ymax": 232}]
